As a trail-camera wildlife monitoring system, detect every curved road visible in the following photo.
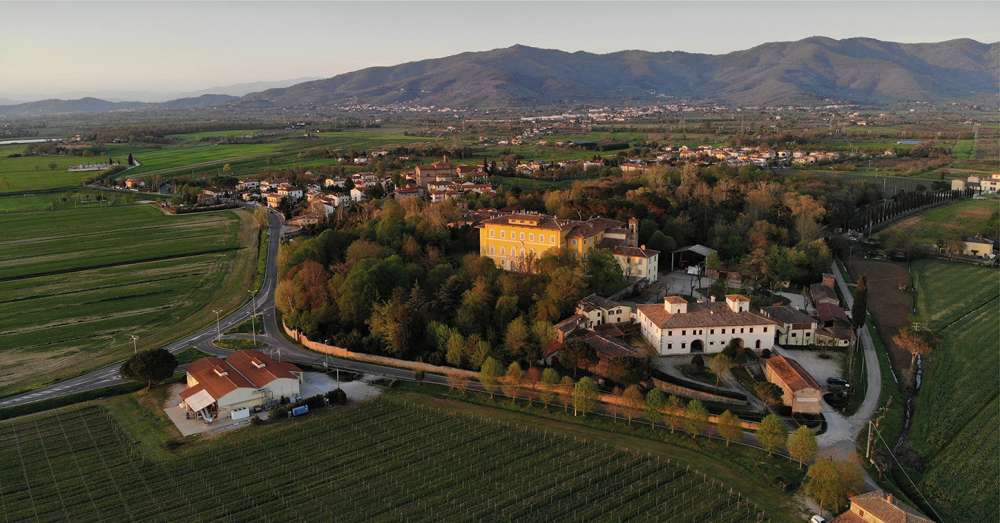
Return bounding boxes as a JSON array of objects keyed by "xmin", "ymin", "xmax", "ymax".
[{"xmin": 0, "ymin": 209, "xmax": 433, "ymax": 409}]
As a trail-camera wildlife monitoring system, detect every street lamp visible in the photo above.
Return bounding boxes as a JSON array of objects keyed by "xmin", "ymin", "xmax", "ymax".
[
  {"xmin": 212, "ymin": 309, "xmax": 222, "ymax": 341},
  {"xmin": 248, "ymin": 289, "xmax": 257, "ymax": 347},
  {"xmin": 128, "ymin": 335, "xmax": 139, "ymax": 354}
]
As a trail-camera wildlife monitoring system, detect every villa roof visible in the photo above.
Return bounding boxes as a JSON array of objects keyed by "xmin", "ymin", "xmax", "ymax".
[{"xmin": 636, "ymin": 301, "xmax": 777, "ymax": 330}]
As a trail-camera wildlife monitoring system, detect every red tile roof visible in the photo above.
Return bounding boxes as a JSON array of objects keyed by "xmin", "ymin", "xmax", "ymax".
[
  {"xmin": 183, "ymin": 350, "xmax": 302, "ymax": 402},
  {"xmin": 636, "ymin": 302, "xmax": 777, "ymax": 329},
  {"xmin": 765, "ymin": 354, "xmax": 820, "ymax": 392}
]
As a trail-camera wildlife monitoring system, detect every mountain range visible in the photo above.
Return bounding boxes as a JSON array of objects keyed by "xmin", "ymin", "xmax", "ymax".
[{"xmin": 1, "ymin": 37, "xmax": 996, "ymax": 117}]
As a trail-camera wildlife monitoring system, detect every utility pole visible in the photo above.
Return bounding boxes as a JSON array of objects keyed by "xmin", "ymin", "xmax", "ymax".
[
  {"xmin": 129, "ymin": 335, "xmax": 139, "ymax": 354},
  {"xmin": 248, "ymin": 289, "xmax": 257, "ymax": 347},
  {"xmin": 212, "ymin": 309, "xmax": 222, "ymax": 341}
]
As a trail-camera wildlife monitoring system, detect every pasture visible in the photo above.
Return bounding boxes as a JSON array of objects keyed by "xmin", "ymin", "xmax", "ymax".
[
  {"xmin": 0, "ymin": 397, "xmax": 771, "ymax": 522},
  {"xmin": 0, "ymin": 204, "xmax": 258, "ymax": 396},
  {"xmin": 879, "ymin": 198, "xmax": 998, "ymax": 247},
  {"xmin": 906, "ymin": 260, "xmax": 1000, "ymax": 522}
]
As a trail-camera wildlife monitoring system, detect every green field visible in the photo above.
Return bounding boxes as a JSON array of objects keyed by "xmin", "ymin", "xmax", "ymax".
[
  {"xmin": 0, "ymin": 144, "xmax": 110, "ymax": 194},
  {"xmin": 0, "ymin": 204, "xmax": 258, "ymax": 396},
  {"xmin": 907, "ymin": 260, "xmax": 1000, "ymax": 521},
  {"xmin": 0, "ymin": 189, "xmax": 163, "ymax": 213},
  {"xmin": 0, "ymin": 397, "xmax": 774, "ymax": 522},
  {"xmin": 126, "ymin": 129, "xmax": 441, "ymax": 181},
  {"xmin": 880, "ymin": 198, "xmax": 998, "ymax": 247}
]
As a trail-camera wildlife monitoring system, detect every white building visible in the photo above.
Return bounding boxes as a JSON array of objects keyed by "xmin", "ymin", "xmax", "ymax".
[
  {"xmin": 180, "ymin": 350, "xmax": 303, "ymax": 422},
  {"xmin": 575, "ymin": 294, "xmax": 635, "ymax": 328},
  {"xmin": 350, "ymin": 187, "xmax": 366, "ymax": 202},
  {"xmin": 761, "ymin": 305, "xmax": 817, "ymax": 346},
  {"xmin": 635, "ymin": 295, "xmax": 778, "ymax": 355},
  {"xmin": 612, "ymin": 245, "xmax": 659, "ymax": 283}
]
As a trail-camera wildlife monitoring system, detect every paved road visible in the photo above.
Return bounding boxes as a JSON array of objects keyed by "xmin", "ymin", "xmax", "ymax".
[{"xmin": 817, "ymin": 261, "xmax": 882, "ymax": 483}]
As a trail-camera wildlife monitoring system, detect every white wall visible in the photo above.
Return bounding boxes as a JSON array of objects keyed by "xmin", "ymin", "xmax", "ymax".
[{"xmin": 638, "ymin": 312, "xmax": 775, "ymax": 355}]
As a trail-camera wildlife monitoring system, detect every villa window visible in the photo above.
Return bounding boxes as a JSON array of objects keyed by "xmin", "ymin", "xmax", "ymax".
[
  {"xmin": 489, "ymin": 230, "xmax": 495, "ymax": 238},
  {"xmin": 520, "ymin": 232, "xmax": 525, "ymax": 240},
  {"xmin": 528, "ymin": 233, "xmax": 534, "ymax": 242},
  {"xmin": 500, "ymin": 231, "xmax": 506, "ymax": 239},
  {"xmin": 710, "ymin": 329, "xmax": 714, "ymax": 335}
]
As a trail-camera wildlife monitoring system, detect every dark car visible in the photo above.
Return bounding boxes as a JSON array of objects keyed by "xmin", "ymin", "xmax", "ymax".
[{"xmin": 826, "ymin": 377, "xmax": 850, "ymax": 388}]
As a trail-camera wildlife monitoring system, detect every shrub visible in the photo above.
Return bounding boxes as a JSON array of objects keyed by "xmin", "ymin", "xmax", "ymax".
[
  {"xmin": 273, "ymin": 406, "xmax": 290, "ymax": 419},
  {"xmin": 326, "ymin": 388, "xmax": 348, "ymax": 405},
  {"xmin": 304, "ymin": 395, "xmax": 327, "ymax": 410},
  {"xmin": 414, "ymin": 370, "xmax": 425, "ymax": 381},
  {"xmin": 690, "ymin": 355, "xmax": 705, "ymax": 369}
]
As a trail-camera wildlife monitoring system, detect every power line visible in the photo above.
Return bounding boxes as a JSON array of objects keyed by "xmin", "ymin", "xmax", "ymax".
[{"xmin": 868, "ymin": 421, "xmax": 944, "ymax": 522}]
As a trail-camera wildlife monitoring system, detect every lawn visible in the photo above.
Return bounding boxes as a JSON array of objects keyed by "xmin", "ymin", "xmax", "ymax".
[
  {"xmin": 0, "ymin": 204, "xmax": 259, "ymax": 396},
  {"xmin": 0, "ymin": 395, "xmax": 786, "ymax": 522},
  {"xmin": 904, "ymin": 260, "xmax": 999, "ymax": 522},
  {"xmin": 879, "ymin": 198, "xmax": 998, "ymax": 248}
]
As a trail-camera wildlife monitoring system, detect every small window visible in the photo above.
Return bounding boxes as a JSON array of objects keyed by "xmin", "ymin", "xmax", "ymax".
[
  {"xmin": 489, "ymin": 230, "xmax": 495, "ymax": 238},
  {"xmin": 500, "ymin": 231, "xmax": 506, "ymax": 239},
  {"xmin": 667, "ymin": 343, "xmax": 672, "ymax": 349},
  {"xmin": 750, "ymin": 327, "xmax": 754, "ymax": 333},
  {"xmin": 528, "ymin": 233, "xmax": 534, "ymax": 242},
  {"xmin": 710, "ymin": 329, "xmax": 714, "ymax": 335},
  {"xmin": 550, "ymin": 235, "xmax": 555, "ymax": 243},
  {"xmin": 681, "ymin": 343, "xmax": 686, "ymax": 349},
  {"xmin": 520, "ymin": 232, "xmax": 525, "ymax": 240},
  {"xmin": 681, "ymin": 330, "xmax": 686, "ymax": 336}
]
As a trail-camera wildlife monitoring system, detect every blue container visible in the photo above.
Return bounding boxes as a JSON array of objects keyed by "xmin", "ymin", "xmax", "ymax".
[{"xmin": 291, "ymin": 405, "xmax": 309, "ymax": 417}]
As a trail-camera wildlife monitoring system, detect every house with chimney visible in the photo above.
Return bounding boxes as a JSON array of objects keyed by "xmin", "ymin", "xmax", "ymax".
[{"xmin": 762, "ymin": 305, "xmax": 817, "ymax": 346}]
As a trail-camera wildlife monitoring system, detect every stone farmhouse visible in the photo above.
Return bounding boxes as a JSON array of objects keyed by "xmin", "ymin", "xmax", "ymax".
[
  {"xmin": 761, "ymin": 305, "xmax": 817, "ymax": 346},
  {"xmin": 833, "ymin": 490, "xmax": 934, "ymax": 523}
]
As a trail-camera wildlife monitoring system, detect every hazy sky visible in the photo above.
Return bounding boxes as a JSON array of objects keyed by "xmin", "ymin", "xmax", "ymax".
[{"xmin": 2, "ymin": 1, "xmax": 997, "ymax": 101}]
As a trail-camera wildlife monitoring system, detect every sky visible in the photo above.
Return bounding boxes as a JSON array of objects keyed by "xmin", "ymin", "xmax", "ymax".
[{"xmin": 1, "ymin": 1, "xmax": 998, "ymax": 102}]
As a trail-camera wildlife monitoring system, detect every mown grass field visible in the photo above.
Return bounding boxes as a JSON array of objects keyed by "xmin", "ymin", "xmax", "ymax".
[
  {"xmin": 907, "ymin": 260, "xmax": 1000, "ymax": 522},
  {"xmin": 0, "ymin": 144, "xmax": 110, "ymax": 194},
  {"xmin": 880, "ymin": 198, "xmax": 998, "ymax": 247},
  {"xmin": 0, "ymin": 204, "xmax": 258, "ymax": 396},
  {"xmin": 0, "ymin": 396, "xmax": 778, "ymax": 522}
]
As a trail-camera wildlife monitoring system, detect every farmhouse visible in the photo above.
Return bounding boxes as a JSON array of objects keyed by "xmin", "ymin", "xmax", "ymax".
[
  {"xmin": 763, "ymin": 353, "xmax": 822, "ymax": 414},
  {"xmin": 575, "ymin": 294, "xmax": 634, "ymax": 328},
  {"xmin": 761, "ymin": 305, "xmax": 817, "ymax": 346},
  {"xmin": 833, "ymin": 490, "xmax": 934, "ymax": 523},
  {"xmin": 635, "ymin": 295, "xmax": 778, "ymax": 355},
  {"xmin": 179, "ymin": 350, "xmax": 303, "ymax": 422},
  {"xmin": 808, "ymin": 276, "xmax": 840, "ymax": 308}
]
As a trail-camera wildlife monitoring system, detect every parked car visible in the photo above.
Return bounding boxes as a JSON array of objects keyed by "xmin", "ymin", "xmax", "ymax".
[{"xmin": 827, "ymin": 377, "xmax": 850, "ymax": 388}]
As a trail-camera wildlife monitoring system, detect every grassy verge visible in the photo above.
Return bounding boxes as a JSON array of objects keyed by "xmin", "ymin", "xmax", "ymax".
[
  {"xmin": 252, "ymin": 224, "xmax": 268, "ymax": 293},
  {"xmin": 214, "ymin": 338, "xmax": 266, "ymax": 351},
  {"xmin": 224, "ymin": 317, "xmax": 265, "ymax": 335},
  {"xmin": 842, "ymin": 340, "xmax": 868, "ymax": 415}
]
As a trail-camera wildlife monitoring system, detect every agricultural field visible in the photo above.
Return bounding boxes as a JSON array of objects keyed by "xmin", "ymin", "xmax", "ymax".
[
  {"xmin": 0, "ymin": 144, "xmax": 113, "ymax": 194},
  {"xmin": 0, "ymin": 189, "xmax": 160, "ymax": 214},
  {"xmin": 906, "ymin": 260, "xmax": 999, "ymax": 522},
  {"xmin": 0, "ymin": 397, "xmax": 774, "ymax": 522},
  {"xmin": 879, "ymin": 198, "xmax": 998, "ymax": 249},
  {"xmin": 125, "ymin": 128, "xmax": 441, "ymax": 181},
  {"xmin": 0, "ymin": 204, "xmax": 258, "ymax": 396}
]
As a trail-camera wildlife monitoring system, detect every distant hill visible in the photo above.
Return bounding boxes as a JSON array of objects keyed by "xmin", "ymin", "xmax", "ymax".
[
  {"xmin": 243, "ymin": 37, "xmax": 999, "ymax": 108},
  {"xmin": 2, "ymin": 37, "xmax": 996, "ymax": 117},
  {"xmin": 0, "ymin": 97, "xmax": 148, "ymax": 117},
  {"xmin": 171, "ymin": 77, "xmax": 322, "ymax": 99},
  {"xmin": 159, "ymin": 94, "xmax": 239, "ymax": 110}
]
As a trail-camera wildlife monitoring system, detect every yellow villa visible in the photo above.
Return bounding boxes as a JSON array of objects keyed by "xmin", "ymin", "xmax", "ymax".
[{"xmin": 478, "ymin": 212, "xmax": 659, "ymax": 281}]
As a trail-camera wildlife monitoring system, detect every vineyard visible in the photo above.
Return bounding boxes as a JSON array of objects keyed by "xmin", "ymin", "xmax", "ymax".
[{"xmin": 0, "ymin": 399, "xmax": 766, "ymax": 522}]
